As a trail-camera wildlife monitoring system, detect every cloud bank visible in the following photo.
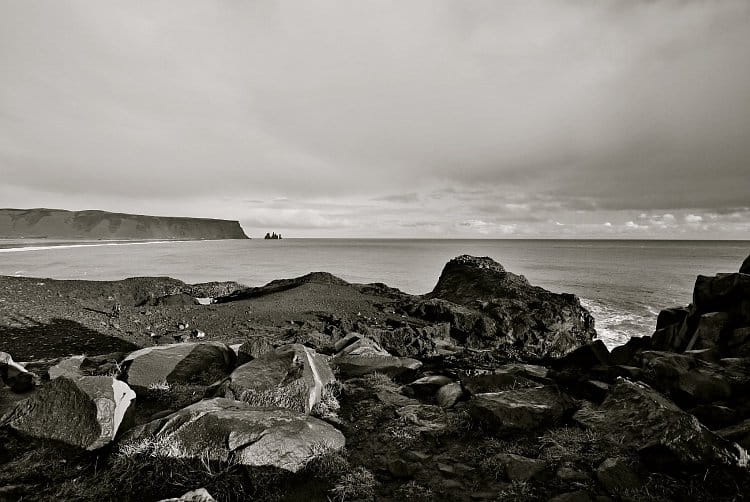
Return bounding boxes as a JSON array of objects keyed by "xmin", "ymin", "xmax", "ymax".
[{"xmin": 1, "ymin": 0, "xmax": 749, "ymax": 237}]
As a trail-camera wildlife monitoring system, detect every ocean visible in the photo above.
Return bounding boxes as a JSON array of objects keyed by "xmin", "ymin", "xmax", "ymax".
[{"xmin": 1, "ymin": 239, "xmax": 748, "ymax": 348}]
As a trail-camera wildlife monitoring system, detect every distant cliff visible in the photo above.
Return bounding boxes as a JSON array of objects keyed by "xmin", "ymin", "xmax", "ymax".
[{"xmin": 0, "ymin": 208, "xmax": 248, "ymax": 240}]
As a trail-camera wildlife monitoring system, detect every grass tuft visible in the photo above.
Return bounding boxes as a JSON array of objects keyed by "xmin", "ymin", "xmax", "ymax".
[{"xmin": 329, "ymin": 466, "xmax": 377, "ymax": 502}]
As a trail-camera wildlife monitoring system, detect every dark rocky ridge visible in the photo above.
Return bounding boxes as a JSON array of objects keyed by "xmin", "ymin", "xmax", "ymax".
[{"xmin": 0, "ymin": 208, "xmax": 248, "ymax": 240}]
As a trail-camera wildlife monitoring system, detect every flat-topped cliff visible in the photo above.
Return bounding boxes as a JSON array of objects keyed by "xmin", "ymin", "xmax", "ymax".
[{"xmin": 0, "ymin": 208, "xmax": 248, "ymax": 240}]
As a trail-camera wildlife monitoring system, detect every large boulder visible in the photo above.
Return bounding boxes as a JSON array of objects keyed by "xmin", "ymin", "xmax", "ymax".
[
  {"xmin": 650, "ymin": 264, "xmax": 750, "ymax": 355},
  {"xmin": 574, "ymin": 378, "xmax": 747, "ymax": 469},
  {"xmin": 460, "ymin": 364, "xmax": 549, "ymax": 394},
  {"xmin": 1, "ymin": 376, "xmax": 135, "ymax": 450},
  {"xmin": 236, "ymin": 336, "xmax": 275, "ymax": 365},
  {"xmin": 122, "ymin": 342, "xmax": 235, "ymax": 390},
  {"xmin": 223, "ymin": 344, "xmax": 334, "ymax": 414},
  {"xmin": 121, "ymin": 398, "xmax": 345, "ymax": 473},
  {"xmin": 609, "ymin": 336, "xmax": 652, "ymax": 366},
  {"xmin": 656, "ymin": 307, "xmax": 690, "ymax": 331},
  {"xmin": 423, "ymin": 255, "xmax": 596, "ymax": 358},
  {"xmin": 693, "ymin": 273, "xmax": 750, "ymax": 324},
  {"xmin": 330, "ymin": 354, "xmax": 422, "ymax": 380},
  {"xmin": 550, "ymin": 340, "xmax": 610, "ymax": 370},
  {"xmin": 688, "ymin": 312, "xmax": 732, "ymax": 350},
  {"xmin": 640, "ymin": 351, "xmax": 733, "ymax": 406},
  {"xmin": 467, "ymin": 386, "xmax": 575, "ymax": 436}
]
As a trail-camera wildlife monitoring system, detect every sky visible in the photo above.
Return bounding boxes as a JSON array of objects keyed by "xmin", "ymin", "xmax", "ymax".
[{"xmin": 1, "ymin": 1, "xmax": 749, "ymax": 239}]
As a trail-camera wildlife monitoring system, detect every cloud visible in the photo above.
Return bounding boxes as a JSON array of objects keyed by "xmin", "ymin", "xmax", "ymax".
[
  {"xmin": 372, "ymin": 193, "xmax": 420, "ymax": 203},
  {"xmin": 1, "ymin": 1, "xmax": 749, "ymax": 237}
]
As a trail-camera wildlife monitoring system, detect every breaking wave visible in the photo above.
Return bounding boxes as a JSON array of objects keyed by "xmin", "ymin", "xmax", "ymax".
[{"xmin": 580, "ymin": 298, "xmax": 656, "ymax": 349}]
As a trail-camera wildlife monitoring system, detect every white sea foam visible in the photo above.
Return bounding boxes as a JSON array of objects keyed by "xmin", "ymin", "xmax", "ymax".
[
  {"xmin": 0, "ymin": 240, "xmax": 176, "ymax": 253},
  {"xmin": 580, "ymin": 298, "xmax": 655, "ymax": 349}
]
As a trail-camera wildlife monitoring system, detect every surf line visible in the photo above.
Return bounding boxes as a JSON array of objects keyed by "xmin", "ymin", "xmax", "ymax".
[{"xmin": 0, "ymin": 240, "xmax": 182, "ymax": 253}]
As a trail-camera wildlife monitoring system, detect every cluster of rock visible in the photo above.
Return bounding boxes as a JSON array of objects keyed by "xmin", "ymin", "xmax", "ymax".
[
  {"xmin": 1, "ymin": 341, "xmax": 346, "ymax": 473},
  {"xmin": 2, "ymin": 254, "xmax": 750, "ymax": 500}
]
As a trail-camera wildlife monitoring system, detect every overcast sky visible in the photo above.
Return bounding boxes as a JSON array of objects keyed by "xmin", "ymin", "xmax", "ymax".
[{"xmin": 1, "ymin": 1, "xmax": 749, "ymax": 238}]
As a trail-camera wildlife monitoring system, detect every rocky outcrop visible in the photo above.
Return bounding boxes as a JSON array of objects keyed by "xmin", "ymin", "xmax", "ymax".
[
  {"xmin": 121, "ymin": 398, "xmax": 345, "ymax": 472},
  {"xmin": 331, "ymin": 354, "xmax": 422, "ymax": 380},
  {"xmin": 0, "ymin": 208, "xmax": 248, "ymax": 239},
  {"xmin": 221, "ymin": 344, "xmax": 334, "ymax": 414},
  {"xmin": 1, "ymin": 376, "xmax": 135, "ymax": 450},
  {"xmin": 651, "ymin": 254, "xmax": 750, "ymax": 358},
  {"xmin": 416, "ymin": 255, "xmax": 596, "ymax": 357},
  {"xmin": 574, "ymin": 378, "xmax": 747, "ymax": 469},
  {"xmin": 330, "ymin": 335, "xmax": 422, "ymax": 379},
  {"xmin": 467, "ymin": 386, "xmax": 576, "ymax": 436},
  {"xmin": 121, "ymin": 342, "xmax": 236, "ymax": 390}
]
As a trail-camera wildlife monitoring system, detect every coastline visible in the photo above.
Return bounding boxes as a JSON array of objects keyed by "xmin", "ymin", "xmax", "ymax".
[{"xmin": 1, "ymin": 254, "xmax": 749, "ymax": 501}]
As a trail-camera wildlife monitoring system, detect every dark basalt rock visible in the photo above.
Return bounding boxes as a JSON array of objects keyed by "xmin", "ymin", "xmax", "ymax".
[
  {"xmin": 649, "ymin": 259, "xmax": 750, "ymax": 356},
  {"xmin": 640, "ymin": 351, "xmax": 734, "ymax": 406},
  {"xmin": 656, "ymin": 307, "xmax": 690, "ymax": 331},
  {"xmin": 574, "ymin": 378, "xmax": 747, "ymax": 470},
  {"xmin": 549, "ymin": 340, "xmax": 610, "ymax": 370},
  {"xmin": 610, "ymin": 335, "xmax": 652, "ymax": 366},
  {"xmin": 741, "ymin": 254, "xmax": 750, "ymax": 275},
  {"xmin": 420, "ymin": 255, "xmax": 596, "ymax": 358},
  {"xmin": 467, "ymin": 385, "xmax": 576, "ymax": 436},
  {"xmin": 693, "ymin": 273, "xmax": 750, "ymax": 323}
]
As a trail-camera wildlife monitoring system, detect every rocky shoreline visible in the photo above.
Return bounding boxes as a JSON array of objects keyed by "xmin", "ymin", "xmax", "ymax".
[{"xmin": 1, "ymin": 254, "xmax": 749, "ymax": 501}]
